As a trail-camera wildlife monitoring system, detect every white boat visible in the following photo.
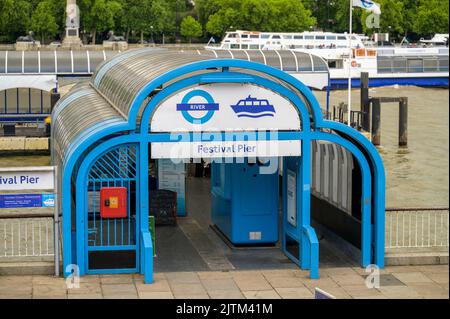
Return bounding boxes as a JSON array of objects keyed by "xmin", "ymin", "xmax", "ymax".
[
  {"xmin": 420, "ymin": 34, "xmax": 449, "ymax": 46},
  {"xmin": 206, "ymin": 30, "xmax": 366, "ymax": 51},
  {"xmin": 206, "ymin": 30, "xmax": 449, "ymax": 89}
]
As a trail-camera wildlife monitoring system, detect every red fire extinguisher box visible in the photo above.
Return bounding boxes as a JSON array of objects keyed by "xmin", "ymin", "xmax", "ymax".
[{"xmin": 100, "ymin": 187, "xmax": 127, "ymax": 218}]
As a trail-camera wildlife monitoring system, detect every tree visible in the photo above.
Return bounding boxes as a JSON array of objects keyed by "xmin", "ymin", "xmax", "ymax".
[
  {"xmin": 31, "ymin": 0, "xmax": 59, "ymax": 43},
  {"xmin": 180, "ymin": 16, "xmax": 202, "ymax": 42},
  {"xmin": 121, "ymin": 0, "xmax": 174, "ymax": 44},
  {"xmin": 413, "ymin": 0, "xmax": 449, "ymax": 35},
  {"xmin": 334, "ymin": 0, "xmax": 364, "ymax": 33},
  {"xmin": 206, "ymin": 7, "xmax": 239, "ymax": 37},
  {"xmin": 0, "ymin": 0, "xmax": 32, "ymax": 42},
  {"xmin": 303, "ymin": 0, "xmax": 339, "ymax": 31},
  {"xmin": 204, "ymin": 0, "xmax": 316, "ymax": 38},
  {"xmin": 83, "ymin": 0, "xmax": 123, "ymax": 44},
  {"xmin": 360, "ymin": 0, "xmax": 404, "ymax": 38}
]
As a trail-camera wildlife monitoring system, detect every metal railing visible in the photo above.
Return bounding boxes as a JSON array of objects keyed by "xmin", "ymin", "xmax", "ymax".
[
  {"xmin": 0, "ymin": 214, "xmax": 54, "ymax": 258},
  {"xmin": 386, "ymin": 207, "xmax": 449, "ymax": 249}
]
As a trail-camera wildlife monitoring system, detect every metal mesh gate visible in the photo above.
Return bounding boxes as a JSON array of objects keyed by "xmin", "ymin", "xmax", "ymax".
[{"xmin": 86, "ymin": 144, "xmax": 139, "ymax": 272}]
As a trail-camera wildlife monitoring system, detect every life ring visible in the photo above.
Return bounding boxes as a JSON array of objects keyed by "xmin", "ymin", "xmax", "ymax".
[{"xmin": 351, "ymin": 60, "xmax": 358, "ymax": 68}]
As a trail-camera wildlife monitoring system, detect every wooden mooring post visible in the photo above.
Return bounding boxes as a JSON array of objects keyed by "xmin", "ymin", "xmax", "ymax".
[
  {"xmin": 360, "ymin": 72, "xmax": 370, "ymax": 131},
  {"xmin": 398, "ymin": 97, "xmax": 408, "ymax": 147},
  {"xmin": 370, "ymin": 96, "xmax": 408, "ymax": 147}
]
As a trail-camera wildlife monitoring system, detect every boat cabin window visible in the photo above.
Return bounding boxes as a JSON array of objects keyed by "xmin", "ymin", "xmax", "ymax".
[
  {"xmin": 305, "ymin": 35, "xmax": 314, "ymax": 40},
  {"xmin": 261, "ymin": 34, "xmax": 270, "ymax": 39},
  {"xmin": 294, "ymin": 35, "xmax": 303, "ymax": 40},
  {"xmin": 316, "ymin": 36, "xmax": 325, "ymax": 40},
  {"xmin": 241, "ymin": 44, "xmax": 249, "ymax": 49},
  {"xmin": 227, "ymin": 33, "xmax": 239, "ymax": 38},
  {"xmin": 272, "ymin": 35, "xmax": 281, "ymax": 39},
  {"xmin": 250, "ymin": 44, "xmax": 259, "ymax": 49},
  {"xmin": 338, "ymin": 36, "xmax": 347, "ymax": 40},
  {"xmin": 250, "ymin": 35, "xmax": 259, "ymax": 39},
  {"xmin": 231, "ymin": 44, "xmax": 240, "ymax": 49},
  {"xmin": 241, "ymin": 34, "xmax": 249, "ymax": 39},
  {"xmin": 326, "ymin": 36, "xmax": 337, "ymax": 40},
  {"xmin": 283, "ymin": 35, "xmax": 293, "ymax": 39},
  {"xmin": 351, "ymin": 36, "xmax": 358, "ymax": 40}
]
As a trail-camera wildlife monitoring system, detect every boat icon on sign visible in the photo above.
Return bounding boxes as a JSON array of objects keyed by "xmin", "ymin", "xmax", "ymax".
[{"xmin": 230, "ymin": 95, "xmax": 276, "ymax": 118}]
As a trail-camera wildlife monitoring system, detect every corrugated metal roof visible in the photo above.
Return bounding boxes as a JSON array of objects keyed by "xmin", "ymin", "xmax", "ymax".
[
  {"xmin": 0, "ymin": 48, "xmax": 329, "ymax": 76},
  {"xmin": 51, "ymin": 48, "xmax": 328, "ymax": 166},
  {"xmin": 51, "ymin": 82, "xmax": 125, "ymax": 166},
  {"xmin": 0, "ymin": 50, "xmax": 117, "ymax": 75}
]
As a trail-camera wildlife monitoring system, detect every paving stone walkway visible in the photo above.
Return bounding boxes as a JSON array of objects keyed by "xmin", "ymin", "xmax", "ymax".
[{"xmin": 0, "ymin": 265, "xmax": 448, "ymax": 299}]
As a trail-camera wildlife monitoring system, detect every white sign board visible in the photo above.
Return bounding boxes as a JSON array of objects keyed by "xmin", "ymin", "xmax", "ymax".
[
  {"xmin": 150, "ymin": 83, "xmax": 301, "ymax": 132},
  {"xmin": 157, "ymin": 159, "xmax": 186, "ymax": 216},
  {"xmin": 151, "ymin": 140, "xmax": 301, "ymax": 159},
  {"xmin": 287, "ymin": 169, "xmax": 297, "ymax": 227},
  {"xmin": 0, "ymin": 167, "xmax": 55, "ymax": 191}
]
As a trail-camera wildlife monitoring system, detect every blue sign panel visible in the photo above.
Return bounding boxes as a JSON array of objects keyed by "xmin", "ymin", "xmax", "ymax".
[
  {"xmin": 230, "ymin": 95, "xmax": 276, "ymax": 118},
  {"xmin": 0, "ymin": 193, "xmax": 55, "ymax": 208},
  {"xmin": 42, "ymin": 194, "xmax": 56, "ymax": 207},
  {"xmin": 176, "ymin": 103, "xmax": 219, "ymax": 111}
]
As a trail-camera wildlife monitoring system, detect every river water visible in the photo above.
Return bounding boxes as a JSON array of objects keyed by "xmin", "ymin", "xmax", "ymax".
[
  {"xmin": 0, "ymin": 86, "xmax": 448, "ymax": 208},
  {"xmin": 314, "ymin": 86, "xmax": 449, "ymax": 208}
]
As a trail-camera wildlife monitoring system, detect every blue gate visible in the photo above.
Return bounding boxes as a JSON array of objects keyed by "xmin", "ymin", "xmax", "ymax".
[{"xmin": 83, "ymin": 144, "xmax": 139, "ymax": 274}]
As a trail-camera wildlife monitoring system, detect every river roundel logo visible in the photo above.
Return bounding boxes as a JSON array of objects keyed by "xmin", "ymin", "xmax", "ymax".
[{"xmin": 176, "ymin": 90, "xmax": 219, "ymax": 124}]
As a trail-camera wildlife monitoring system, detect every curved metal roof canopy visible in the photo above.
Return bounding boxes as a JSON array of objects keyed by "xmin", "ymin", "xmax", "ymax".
[
  {"xmin": 52, "ymin": 48, "xmax": 329, "ymax": 166},
  {"xmin": 0, "ymin": 49, "xmax": 328, "ymax": 81},
  {"xmin": 51, "ymin": 47, "xmax": 385, "ymax": 281}
]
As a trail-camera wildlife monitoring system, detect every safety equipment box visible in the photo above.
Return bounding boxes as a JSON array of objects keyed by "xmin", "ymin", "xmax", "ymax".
[
  {"xmin": 100, "ymin": 187, "xmax": 127, "ymax": 218},
  {"xmin": 211, "ymin": 160, "xmax": 279, "ymax": 244}
]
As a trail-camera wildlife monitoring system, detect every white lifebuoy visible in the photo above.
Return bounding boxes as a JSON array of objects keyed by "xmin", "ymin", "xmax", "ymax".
[{"xmin": 351, "ymin": 60, "xmax": 358, "ymax": 68}]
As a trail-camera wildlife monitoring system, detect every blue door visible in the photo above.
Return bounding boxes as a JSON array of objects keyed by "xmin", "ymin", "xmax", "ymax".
[{"xmin": 85, "ymin": 144, "xmax": 140, "ymax": 274}]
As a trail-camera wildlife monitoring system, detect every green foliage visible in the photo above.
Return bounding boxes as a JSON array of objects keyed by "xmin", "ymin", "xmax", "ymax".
[
  {"xmin": 0, "ymin": 0, "xmax": 448, "ymax": 43},
  {"xmin": 31, "ymin": 0, "xmax": 59, "ymax": 42},
  {"xmin": 413, "ymin": 0, "xmax": 449, "ymax": 35},
  {"xmin": 180, "ymin": 16, "xmax": 203, "ymax": 41},
  {"xmin": 83, "ymin": 0, "xmax": 123, "ymax": 42},
  {"xmin": 204, "ymin": 0, "xmax": 316, "ymax": 37},
  {"xmin": 0, "ymin": 0, "xmax": 32, "ymax": 42},
  {"xmin": 120, "ymin": 0, "xmax": 174, "ymax": 43},
  {"xmin": 361, "ymin": 0, "xmax": 404, "ymax": 36}
]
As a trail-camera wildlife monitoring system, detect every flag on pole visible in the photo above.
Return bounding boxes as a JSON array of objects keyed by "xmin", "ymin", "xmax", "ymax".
[{"xmin": 352, "ymin": 0, "xmax": 381, "ymax": 15}]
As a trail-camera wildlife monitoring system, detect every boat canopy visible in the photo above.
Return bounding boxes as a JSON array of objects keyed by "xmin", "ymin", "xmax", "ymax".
[{"xmin": 0, "ymin": 49, "xmax": 330, "ymax": 90}]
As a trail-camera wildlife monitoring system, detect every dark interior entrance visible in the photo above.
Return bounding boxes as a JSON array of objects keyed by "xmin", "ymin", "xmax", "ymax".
[{"xmin": 149, "ymin": 159, "xmax": 359, "ymax": 273}]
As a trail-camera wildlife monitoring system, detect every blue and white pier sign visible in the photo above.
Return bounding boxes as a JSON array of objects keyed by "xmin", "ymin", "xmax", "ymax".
[
  {"xmin": 0, "ymin": 166, "xmax": 56, "ymax": 208},
  {"xmin": 0, "ymin": 193, "xmax": 55, "ymax": 208},
  {"xmin": 0, "ymin": 166, "xmax": 55, "ymax": 191}
]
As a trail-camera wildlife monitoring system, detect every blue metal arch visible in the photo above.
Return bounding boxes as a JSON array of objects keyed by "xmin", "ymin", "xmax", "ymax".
[
  {"xmin": 320, "ymin": 120, "xmax": 386, "ymax": 267},
  {"xmin": 127, "ymin": 59, "xmax": 325, "ymax": 128},
  {"xmin": 75, "ymin": 136, "xmax": 140, "ymax": 276},
  {"xmin": 139, "ymin": 71, "xmax": 311, "ymax": 133},
  {"xmin": 310, "ymin": 132, "xmax": 373, "ymax": 267},
  {"xmin": 59, "ymin": 57, "xmax": 385, "ymax": 277}
]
